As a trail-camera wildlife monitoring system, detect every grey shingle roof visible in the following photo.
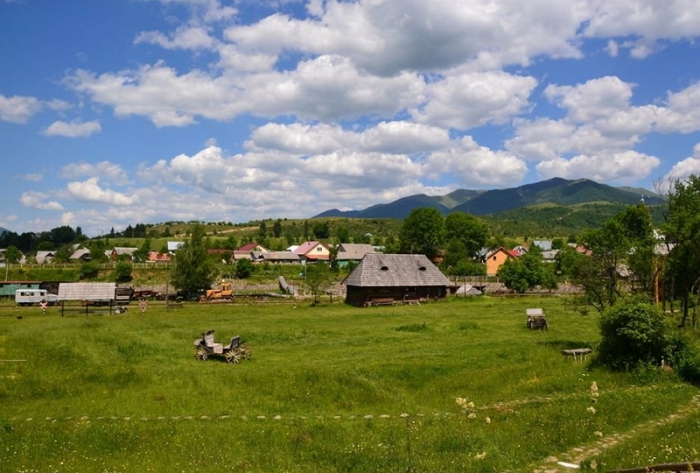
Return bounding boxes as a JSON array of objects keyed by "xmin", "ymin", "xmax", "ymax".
[
  {"xmin": 58, "ymin": 282, "xmax": 116, "ymax": 301},
  {"xmin": 337, "ymin": 243, "xmax": 376, "ymax": 260},
  {"xmin": 342, "ymin": 254, "xmax": 451, "ymax": 287}
]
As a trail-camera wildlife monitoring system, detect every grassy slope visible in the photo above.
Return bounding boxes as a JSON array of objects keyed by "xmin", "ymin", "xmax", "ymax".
[{"xmin": 0, "ymin": 297, "xmax": 697, "ymax": 472}]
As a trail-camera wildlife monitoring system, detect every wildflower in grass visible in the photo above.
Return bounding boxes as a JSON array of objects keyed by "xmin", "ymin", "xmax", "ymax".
[
  {"xmin": 590, "ymin": 381, "xmax": 599, "ymax": 403},
  {"xmin": 474, "ymin": 451, "xmax": 486, "ymax": 460},
  {"xmin": 594, "ymin": 431, "xmax": 602, "ymax": 437},
  {"xmin": 455, "ymin": 397, "xmax": 468, "ymax": 410},
  {"xmin": 468, "ymin": 412, "xmax": 477, "ymax": 419},
  {"xmin": 485, "ymin": 416, "xmax": 491, "ymax": 424},
  {"xmin": 587, "ymin": 406, "xmax": 596, "ymax": 414}
]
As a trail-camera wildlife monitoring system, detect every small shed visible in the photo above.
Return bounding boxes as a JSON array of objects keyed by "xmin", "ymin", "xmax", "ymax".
[{"xmin": 342, "ymin": 253, "xmax": 451, "ymax": 306}]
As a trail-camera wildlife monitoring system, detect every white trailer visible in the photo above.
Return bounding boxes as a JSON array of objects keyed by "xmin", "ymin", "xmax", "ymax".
[{"xmin": 15, "ymin": 289, "xmax": 58, "ymax": 306}]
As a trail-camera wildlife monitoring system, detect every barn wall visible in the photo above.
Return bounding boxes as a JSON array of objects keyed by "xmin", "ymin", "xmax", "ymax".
[{"xmin": 345, "ymin": 285, "xmax": 448, "ymax": 306}]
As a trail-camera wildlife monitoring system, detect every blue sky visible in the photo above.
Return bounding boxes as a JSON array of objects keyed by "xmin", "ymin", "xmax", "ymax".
[{"xmin": 2, "ymin": 0, "xmax": 700, "ymax": 237}]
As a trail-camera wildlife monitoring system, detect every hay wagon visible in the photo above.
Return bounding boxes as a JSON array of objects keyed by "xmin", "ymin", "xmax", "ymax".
[{"xmin": 193, "ymin": 330, "xmax": 251, "ymax": 364}]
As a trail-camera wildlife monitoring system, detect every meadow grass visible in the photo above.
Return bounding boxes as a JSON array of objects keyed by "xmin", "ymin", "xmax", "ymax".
[{"xmin": 0, "ymin": 297, "xmax": 698, "ymax": 472}]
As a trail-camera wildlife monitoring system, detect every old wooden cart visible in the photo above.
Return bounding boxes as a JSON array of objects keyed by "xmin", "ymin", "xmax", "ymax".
[
  {"xmin": 526, "ymin": 308, "xmax": 548, "ymax": 330},
  {"xmin": 194, "ymin": 330, "xmax": 251, "ymax": 364}
]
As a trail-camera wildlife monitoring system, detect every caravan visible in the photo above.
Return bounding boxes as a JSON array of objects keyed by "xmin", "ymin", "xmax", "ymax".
[{"xmin": 15, "ymin": 289, "xmax": 58, "ymax": 306}]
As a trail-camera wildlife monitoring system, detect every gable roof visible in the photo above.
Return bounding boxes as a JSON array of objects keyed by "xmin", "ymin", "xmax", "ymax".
[
  {"xmin": 112, "ymin": 247, "xmax": 137, "ymax": 255},
  {"xmin": 251, "ymin": 251, "xmax": 300, "ymax": 262},
  {"xmin": 58, "ymin": 282, "xmax": 116, "ymax": 301},
  {"xmin": 343, "ymin": 253, "xmax": 451, "ymax": 287},
  {"xmin": 238, "ymin": 242, "xmax": 267, "ymax": 252},
  {"xmin": 35, "ymin": 250, "xmax": 55, "ymax": 264},
  {"xmin": 486, "ymin": 247, "xmax": 520, "ymax": 259},
  {"xmin": 337, "ymin": 243, "xmax": 376, "ymax": 260},
  {"xmin": 167, "ymin": 241, "xmax": 185, "ymax": 252},
  {"xmin": 293, "ymin": 241, "xmax": 328, "ymax": 255},
  {"xmin": 70, "ymin": 248, "xmax": 91, "ymax": 260}
]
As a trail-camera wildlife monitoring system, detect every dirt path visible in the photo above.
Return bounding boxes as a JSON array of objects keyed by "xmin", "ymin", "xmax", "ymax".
[{"xmin": 531, "ymin": 393, "xmax": 700, "ymax": 472}]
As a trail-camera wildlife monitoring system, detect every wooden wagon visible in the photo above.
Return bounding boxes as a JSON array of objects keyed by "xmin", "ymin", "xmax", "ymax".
[{"xmin": 526, "ymin": 308, "xmax": 548, "ymax": 330}]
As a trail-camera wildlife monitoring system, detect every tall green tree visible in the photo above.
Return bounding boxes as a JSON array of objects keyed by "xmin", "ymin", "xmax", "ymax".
[
  {"xmin": 273, "ymin": 219, "xmax": 283, "ymax": 238},
  {"xmin": 444, "ymin": 212, "xmax": 489, "ymax": 257},
  {"xmin": 572, "ymin": 219, "xmax": 631, "ymax": 313},
  {"xmin": 498, "ymin": 248, "xmax": 556, "ymax": 293},
  {"xmin": 172, "ymin": 223, "xmax": 217, "ymax": 299},
  {"xmin": 661, "ymin": 175, "xmax": 700, "ymax": 330},
  {"xmin": 399, "ymin": 207, "xmax": 445, "ymax": 260},
  {"xmin": 3, "ymin": 245, "xmax": 22, "ymax": 264}
]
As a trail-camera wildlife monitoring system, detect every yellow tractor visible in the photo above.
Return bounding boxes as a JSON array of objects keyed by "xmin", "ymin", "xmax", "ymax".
[{"xmin": 200, "ymin": 282, "xmax": 234, "ymax": 303}]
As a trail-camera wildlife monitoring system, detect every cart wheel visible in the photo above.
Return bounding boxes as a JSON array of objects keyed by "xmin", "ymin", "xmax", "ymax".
[
  {"xmin": 240, "ymin": 343, "xmax": 252, "ymax": 360},
  {"xmin": 196, "ymin": 348, "xmax": 208, "ymax": 361},
  {"xmin": 225, "ymin": 349, "xmax": 241, "ymax": 364}
]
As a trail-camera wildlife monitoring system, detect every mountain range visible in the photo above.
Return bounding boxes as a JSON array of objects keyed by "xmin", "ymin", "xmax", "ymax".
[{"xmin": 314, "ymin": 178, "xmax": 663, "ymax": 219}]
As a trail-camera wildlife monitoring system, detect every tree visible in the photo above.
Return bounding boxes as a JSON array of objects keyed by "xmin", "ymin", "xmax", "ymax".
[
  {"xmin": 3, "ymin": 245, "xmax": 22, "ymax": 264},
  {"xmin": 258, "ymin": 221, "xmax": 267, "ymax": 241},
  {"xmin": 114, "ymin": 261, "xmax": 133, "ymax": 282},
  {"xmin": 304, "ymin": 263, "xmax": 336, "ymax": 304},
  {"xmin": 336, "ymin": 226, "xmax": 350, "ymax": 243},
  {"xmin": 554, "ymin": 245, "xmax": 583, "ymax": 279},
  {"xmin": 572, "ymin": 219, "xmax": 631, "ymax": 313},
  {"xmin": 444, "ymin": 212, "xmax": 489, "ymax": 258},
  {"xmin": 498, "ymin": 249, "xmax": 556, "ymax": 293},
  {"xmin": 273, "ymin": 219, "xmax": 282, "ymax": 238},
  {"xmin": 313, "ymin": 221, "xmax": 330, "ymax": 239},
  {"xmin": 79, "ymin": 262, "xmax": 99, "ymax": 280},
  {"xmin": 399, "ymin": 207, "xmax": 444, "ymax": 260},
  {"xmin": 171, "ymin": 223, "xmax": 217, "ymax": 299},
  {"xmin": 235, "ymin": 259, "xmax": 254, "ymax": 279},
  {"xmin": 661, "ymin": 175, "xmax": 700, "ymax": 330},
  {"xmin": 133, "ymin": 238, "xmax": 151, "ymax": 262}
]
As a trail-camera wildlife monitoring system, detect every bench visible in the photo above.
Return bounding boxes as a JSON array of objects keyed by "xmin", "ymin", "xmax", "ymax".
[
  {"xmin": 367, "ymin": 297, "xmax": 395, "ymax": 306},
  {"xmin": 165, "ymin": 302, "xmax": 184, "ymax": 309},
  {"xmin": 561, "ymin": 348, "xmax": 592, "ymax": 362}
]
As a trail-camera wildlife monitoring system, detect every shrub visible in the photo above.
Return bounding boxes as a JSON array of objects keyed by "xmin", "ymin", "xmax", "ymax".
[
  {"xmin": 79, "ymin": 262, "xmax": 99, "ymax": 280},
  {"xmin": 598, "ymin": 298, "xmax": 668, "ymax": 371}
]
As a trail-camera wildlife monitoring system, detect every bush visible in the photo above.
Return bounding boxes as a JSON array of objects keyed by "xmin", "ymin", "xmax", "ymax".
[
  {"xmin": 598, "ymin": 298, "xmax": 668, "ymax": 371},
  {"xmin": 79, "ymin": 262, "xmax": 99, "ymax": 280},
  {"xmin": 114, "ymin": 261, "xmax": 133, "ymax": 282}
]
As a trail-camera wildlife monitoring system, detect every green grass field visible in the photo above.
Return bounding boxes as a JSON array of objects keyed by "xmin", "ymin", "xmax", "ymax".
[{"xmin": 1, "ymin": 297, "xmax": 698, "ymax": 472}]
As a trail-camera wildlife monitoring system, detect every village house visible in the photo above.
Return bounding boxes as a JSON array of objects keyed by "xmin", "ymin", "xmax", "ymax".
[
  {"xmin": 485, "ymin": 247, "xmax": 520, "ymax": 276},
  {"xmin": 335, "ymin": 243, "xmax": 377, "ymax": 267},
  {"xmin": 35, "ymin": 251, "xmax": 55, "ymax": 264},
  {"xmin": 293, "ymin": 241, "xmax": 331, "ymax": 262},
  {"xmin": 69, "ymin": 248, "xmax": 92, "ymax": 262},
  {"xmin": 342, "ymin": 253, "xmax": 452, "ymax": 307},
  {"xmin": 251, "ymin": 250, "xmax": 300, "ymax": 264},
  {"xmin": 110, "ymin": 247, "xmax": 138, "ymax": 261}
]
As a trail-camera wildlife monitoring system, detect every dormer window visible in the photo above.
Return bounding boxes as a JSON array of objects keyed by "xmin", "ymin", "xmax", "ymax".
[
  {"xmin": 418, "ymin": 266, "xmax": 426, "ymax": 271},
  {"xmin": 380, "ymin": 266, "xmax": 389, "ymax": 271}
]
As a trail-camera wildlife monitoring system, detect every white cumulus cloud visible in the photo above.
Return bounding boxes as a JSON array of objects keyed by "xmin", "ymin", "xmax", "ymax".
[{"xmin": 43, "ymin": 119, "xmax": 101, "ymax": 137}]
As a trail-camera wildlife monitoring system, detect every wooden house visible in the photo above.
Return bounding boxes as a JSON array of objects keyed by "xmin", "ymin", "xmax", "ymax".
[{"xmin": 342, "ymin": 253, "xmax": 452, "ymax": 306}]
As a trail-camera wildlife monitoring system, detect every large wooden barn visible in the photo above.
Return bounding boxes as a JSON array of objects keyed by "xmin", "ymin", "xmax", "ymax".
[{"xmin": 342, "ymin": 254, "xmax": 452, "ymax": 306}]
